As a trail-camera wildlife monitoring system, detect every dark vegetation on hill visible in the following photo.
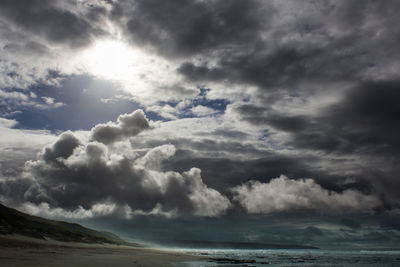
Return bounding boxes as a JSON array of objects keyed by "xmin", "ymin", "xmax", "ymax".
[{"xmin": 0, "ymin": 203, "xmax": 134, "ymax": 246}]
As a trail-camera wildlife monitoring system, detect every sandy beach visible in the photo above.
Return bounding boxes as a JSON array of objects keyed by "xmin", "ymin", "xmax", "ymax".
[{"xmin": 0, "ymin": 235, "xmax": 203, "ymax": 267}]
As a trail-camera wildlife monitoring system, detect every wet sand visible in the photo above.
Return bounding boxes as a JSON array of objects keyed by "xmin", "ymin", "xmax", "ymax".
[{"xmin": 0, "ymin": 235, "xmax": 204, "ymax": 267}]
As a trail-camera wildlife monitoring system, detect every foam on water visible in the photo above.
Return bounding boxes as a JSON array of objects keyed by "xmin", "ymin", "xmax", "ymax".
[{"xmin": 175, "ymin": 248, "xmax": 400, "ymax": 267}]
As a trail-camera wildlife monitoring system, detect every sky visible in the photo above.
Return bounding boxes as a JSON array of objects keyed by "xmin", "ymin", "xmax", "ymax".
[{"xmin": 1, "ymin": 0, "xmax": 400, "ymax": 249}]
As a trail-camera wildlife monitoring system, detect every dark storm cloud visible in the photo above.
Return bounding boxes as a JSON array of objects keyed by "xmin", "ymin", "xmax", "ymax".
[
  {"xmin": 175, "ymin": 0, "xmax": 400, "ymax": 97},
  {"xmin": 133, "ymin": 134, "xmax": 375, "ymax": 198},
  {"xmin": 234, "ymin": 81, "xmax": 400, "ymax": 157},
  {"xmin": 119, "ymin": 0, "xmax": 270, "ymax": 57},
  {"xmin": 178, "ymin": 48, "xmax": 326, "ymax": 90},
  {"xmin": 91, "ymin": 109, "xmax": 151, "ymax": 144},
  {"xmin": 42, "ymin": 131, "xmax": 81, "ymax": 163},
  {"xmin": 3, "ymin": 41, "xmax": 49, "ymax": 56},
  {"xmin": 0, "ymin": 0, "xmax": 105, "ymax": 48},
  {"xmin": 233, "ymin": 80, "xmax": 400, "ymax": 208},
  {"xmin": 293, "ymin": 81, "xmax": 400, "ymax": 207},
  {"xmin": 164, "ymin": 149, "xmax": 316, "ymax": 192},
  {"xmin": 2, "ymin": 110, "xmax": 230, "ymax": 217},
  {"xmin": 233, "ymin": 104, "xmax": 309, "ymax": 132},
  {"xmin": 176, "ymin": 33, "xmax": 381, "ymax": 94},
  {"xmin": 291, "ymin": 81, "xmax": 400, "ymax": 156}
]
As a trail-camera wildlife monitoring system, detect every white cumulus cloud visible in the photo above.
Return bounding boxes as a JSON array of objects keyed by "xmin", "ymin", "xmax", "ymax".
[{"xmin": 232, "ymin": 175, "xmax": 380, "ymax": 214}]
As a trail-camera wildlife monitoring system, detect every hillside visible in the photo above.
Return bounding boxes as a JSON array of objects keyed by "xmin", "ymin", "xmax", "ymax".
[{"xmin": 0, "ymin": 203, "xmax": 132, "ymax": 245}]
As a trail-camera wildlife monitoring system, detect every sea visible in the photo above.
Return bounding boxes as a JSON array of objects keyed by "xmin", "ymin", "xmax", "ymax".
[{"xmin": 175, "ymin": 248, "xmax": 400, "ymax": 267}]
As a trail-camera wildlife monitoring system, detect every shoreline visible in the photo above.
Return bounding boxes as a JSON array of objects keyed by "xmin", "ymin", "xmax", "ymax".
[{"xmin": 0, "ymin": 235, "xmax": 205, "ymax": 267}]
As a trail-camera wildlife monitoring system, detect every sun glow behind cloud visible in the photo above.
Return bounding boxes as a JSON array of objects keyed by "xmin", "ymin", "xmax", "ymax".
[
  {"xmin": 84, "ymin": 40, "xmax": 137, "ymax": 81},
  {"xmin": 78, "ymin": 39, "xmax": 187, "ymax": 103}
]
